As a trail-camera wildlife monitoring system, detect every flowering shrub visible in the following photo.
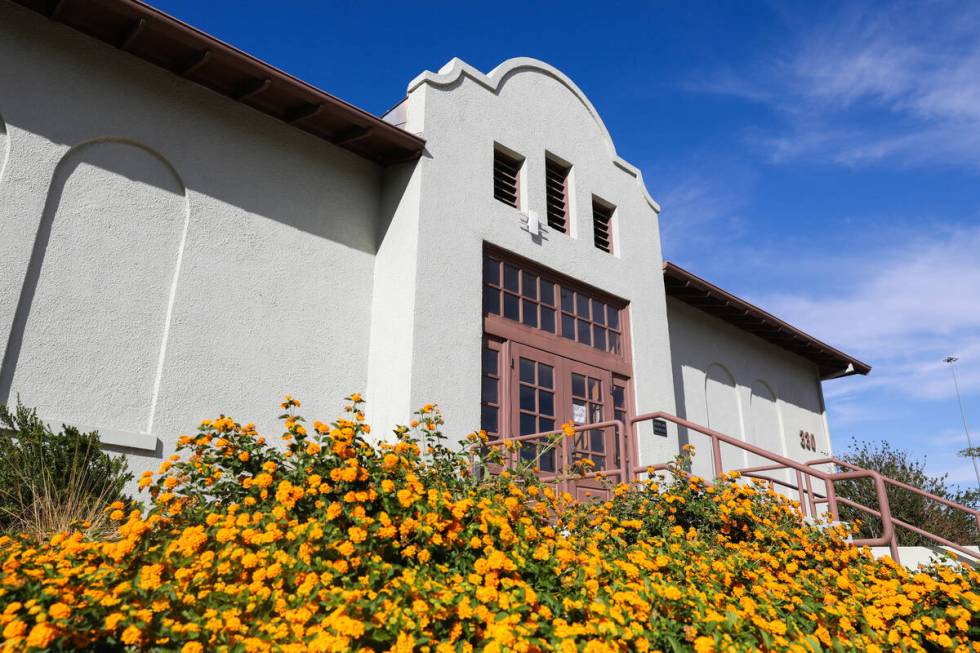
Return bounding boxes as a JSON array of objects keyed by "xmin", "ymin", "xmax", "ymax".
[{"xmin": 0, "ymin": 395, "xmax": 977, "ymax": 652}]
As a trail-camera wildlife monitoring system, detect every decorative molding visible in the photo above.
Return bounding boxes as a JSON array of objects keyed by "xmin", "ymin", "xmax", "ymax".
[
  {"xmin": 43, "ymin": 417, "xmax": 157, "ymax": 451},
  {"xmin": 409, "ymin": 57, "xmax": 661, "ymax": 213}
]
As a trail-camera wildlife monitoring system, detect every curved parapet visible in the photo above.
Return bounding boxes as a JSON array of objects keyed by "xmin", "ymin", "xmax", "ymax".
[{"xmin": 409, "ymin": 57, "xmax": 661, "ymax": 214}]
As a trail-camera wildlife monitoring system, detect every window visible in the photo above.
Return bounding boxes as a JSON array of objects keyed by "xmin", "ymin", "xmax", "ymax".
[
  {"xmin": 481, "ymin": 339, "xmax": 502, "ymax": 438},
  {"xmin": 545, "ymin": 156, "xmax": 571, "ymax": 232},
  {"xmin": 481, "ymin": 248, "xmax": 636, "ymax": 497},
  {"xmin": 483, "ymin": 252, "xmax": 626, "ymax": 356},
  {"xmin": 516, "ymin": 355, "xmax": 557, "ymax": 473},
  {"xmin": 592, "ymin": 197, "xmax": 614, "ymax": 253},
  {"xmin": 493, "ymin": 147, "xmax": 523, "ymax": 208}
]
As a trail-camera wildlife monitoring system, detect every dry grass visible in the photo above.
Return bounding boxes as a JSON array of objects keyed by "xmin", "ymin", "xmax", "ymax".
[{"xmin": 0, "ymin": 456, "xmax": 117, "ymax": 538}]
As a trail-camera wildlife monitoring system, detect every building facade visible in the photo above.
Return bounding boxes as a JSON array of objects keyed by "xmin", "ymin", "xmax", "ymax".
[{"xmin": 0, "ymin": 0, "xmax": 869, "ymax": 490}]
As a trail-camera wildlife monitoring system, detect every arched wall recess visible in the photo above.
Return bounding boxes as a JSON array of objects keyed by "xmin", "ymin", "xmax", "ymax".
[
  {"xmin": 0, "ymin": 138, "xmax": 189, "ymax": 449},
  {"xmin": 748, "ymin": 380, "xmax": 788, "ymax": 484},
  {"xmin": 703, "ymin": 363, "xmax": 747, "ymax": 474}
]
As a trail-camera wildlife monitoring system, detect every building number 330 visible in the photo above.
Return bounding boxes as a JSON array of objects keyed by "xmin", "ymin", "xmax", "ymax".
[{"xmin": 799, "ymin": 430, "xmax": 817, "ymax": 452}]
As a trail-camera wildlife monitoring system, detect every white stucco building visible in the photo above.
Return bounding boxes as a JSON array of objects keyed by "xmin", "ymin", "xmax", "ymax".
[{"xmin": 0, "ymin": 0, "xmax": 869, "ymax": 491}]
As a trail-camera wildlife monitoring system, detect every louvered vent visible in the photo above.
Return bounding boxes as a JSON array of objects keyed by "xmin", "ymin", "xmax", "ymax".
[
  {"xmin": 593, "ymin": 198, "xmax": 614, "ymax": 253},
  {"xmin": 545, "ymin": 158, "xmax": 570, "ymax": 232},
  {"xmin": 493, "ymin": 148, "xmax": 522, "ymax": 208}
]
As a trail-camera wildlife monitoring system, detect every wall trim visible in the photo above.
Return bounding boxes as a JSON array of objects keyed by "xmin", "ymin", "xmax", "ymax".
[{"xmin": 43, "ymin": 417, "xmax": 158, "ymax": 451}]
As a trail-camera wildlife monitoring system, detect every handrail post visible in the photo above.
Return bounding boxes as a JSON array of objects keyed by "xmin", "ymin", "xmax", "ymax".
[
  {"xmin": 795, "ymin": 470, "xmax": 806, "ymax": 518},
  {"xmin": 874, "ymin": 472, "xmax": 900, "ymax": 564},
  {"xmin": 562, "ymin": 426, "xmax": 571, "ymax": 496},
  {"xmin": 826, "ymin": 478, "xmax": 839, "ymax": 522},
  {"xmin": 711, "ymin": 435, "xmax": 723, "ymax": 478},
  {"xmin": 804, "ymin": 473, "xmax": 817, "ymax": 518}
]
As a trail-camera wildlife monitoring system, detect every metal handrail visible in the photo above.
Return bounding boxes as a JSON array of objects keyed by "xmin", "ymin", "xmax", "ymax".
[
  {"xmin": 475, "ymin": 420, "xmax": 628, "ymax": 494},
  {"xmin": 807, "ymin": 456, "xmax": 980, "ymax": 558},
  {"xmin": 738, "ymin": 454, "xmax": 980, "ymax": 560},
  {"xmin": 472, "ymin": 409, "xmax": 978, "ymax": 565},
  {"xmin": 807, "ymin": 456, "xmax": 980, "ymax": 523},
  {"xmin": 630, "ymin": 412, "xmax": 899, "ymax": 560}
]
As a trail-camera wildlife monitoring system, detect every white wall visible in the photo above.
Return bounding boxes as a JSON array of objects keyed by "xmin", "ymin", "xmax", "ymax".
[
  {"xmin": 373, "ymin": 58, "xmax": 678, "ymax": 467},
  {"xmin": 666, "ymin": 298, "xmax": 831, "ymax": 481},
  {"xmin": 0, "ymin": 4, "xmax": 382, "ymax": 482}
]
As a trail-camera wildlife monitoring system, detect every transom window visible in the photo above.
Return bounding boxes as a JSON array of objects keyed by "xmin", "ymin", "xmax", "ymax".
[{"xmin": 483, "ymin": 253, "xmax": 625, "ymax": 356}]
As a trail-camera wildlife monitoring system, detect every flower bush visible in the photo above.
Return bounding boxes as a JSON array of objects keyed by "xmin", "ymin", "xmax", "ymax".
[{"xmin": 0, "ymin": 395, "xmax": 977, "ymax": 652}]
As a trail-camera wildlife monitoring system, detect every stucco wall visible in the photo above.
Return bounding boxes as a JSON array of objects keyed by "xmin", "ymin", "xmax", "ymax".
[
  {"xmin": 382, "ymin": 58, "xmax": 679, "ymax": 467},
  {"xmin": 666, "ymin": 297, "xmax": 832, "ymax": 481},
  {"xmin": 0, "ymin": 4, "xmax": 381, "ymax": 481}
]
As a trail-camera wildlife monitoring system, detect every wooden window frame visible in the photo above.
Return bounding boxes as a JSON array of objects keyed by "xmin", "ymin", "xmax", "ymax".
[
  {"xmin": 493, "ymin": 145, "xmax": 523, "ymax": 209},
  {"xmin": 545, "ymin": 154, "xmax": 571, "ymax": 233},
  {"xmin": 483, "ymin": 244, "xmax": 634, "ymax": 377},
  {"xmin": 592, "ymin": 196, "xmax": 615, "ymax": 254},
  {"xmin": 480, "ymin": 337, "xmax": 505, "ymax": 438}
]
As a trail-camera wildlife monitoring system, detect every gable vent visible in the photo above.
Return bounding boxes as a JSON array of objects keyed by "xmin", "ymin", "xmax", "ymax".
[
  {"xmin": 592, "ymin": 198, "xmax": 614, "ymax": 253},
  {"xmin": 545, "ymin": 157, "xmax": 571, "ymax": 233},
  {"xmin": 493, "ymin": 148, "xmax": 522, "ymax": 208}
]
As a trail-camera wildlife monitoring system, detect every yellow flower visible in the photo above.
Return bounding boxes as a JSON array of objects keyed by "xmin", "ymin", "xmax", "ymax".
[
  {"xmin": 26, "ymin": 622, "xmax": 57, "ymax": 648},
  {"xmin": 348, "ymin": 526, "xmax": 367, "ymax": 544},
  {"xmin": 120, "ymin": 625, "xmax": 142, "ymax": 645},
  {"xmin": 48, "ymin": 602, "xmax": 71, "ymax": 620},
  {"xmin": 104, "ymin": 613, "xmax": 124, "ymax": 630},
  {"xmin": 694, "ymin": 636, "xmax": 714, "ymax": 653},
  {"xmin": 2, "ymin": 619, "xmax": 26, "ymax": 639}
]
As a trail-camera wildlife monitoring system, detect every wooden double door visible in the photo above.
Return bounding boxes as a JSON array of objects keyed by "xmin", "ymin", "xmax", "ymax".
[{"xmin": 508, "ymin": 342, "xmax": 625, "ymax": 501}]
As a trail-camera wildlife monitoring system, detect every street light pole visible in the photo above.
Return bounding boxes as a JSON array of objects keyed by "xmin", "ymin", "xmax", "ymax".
[{"xmin": 943, "ymin": 356, "xmax": 980, "ymax": 487}]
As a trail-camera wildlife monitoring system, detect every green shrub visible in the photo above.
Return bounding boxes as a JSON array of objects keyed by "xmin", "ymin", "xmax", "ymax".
[
  {"xmin": 0, "ymin": 401, "xmax": 132, "ymax": 536},
  {"xmin": 836, "ymin": 438, "xmax": 980, "ymax": 546}
]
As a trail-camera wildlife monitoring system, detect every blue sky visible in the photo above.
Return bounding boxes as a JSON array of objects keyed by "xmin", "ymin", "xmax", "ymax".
[{"xmin": 153, "ymin": 0, "xmax": 980, "ymax": 485}]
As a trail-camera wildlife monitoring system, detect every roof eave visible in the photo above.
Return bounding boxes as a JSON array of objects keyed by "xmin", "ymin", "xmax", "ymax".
[
  {"xmin": 11, "ymin": 0, "xmax": 426, "ymax": 165},
  {"xmin": 662, "ymin": 261, "xmax": 871, "ymax": 380}
]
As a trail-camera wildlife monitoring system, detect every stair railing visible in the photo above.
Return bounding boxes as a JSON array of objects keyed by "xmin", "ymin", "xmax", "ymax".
[
  {"xmin": 473, "ymin": 410, "xmax": 978, "ymax": 565},
  {"xmin": 629, "ymin": 412, "xmax": 900, "ymax": 561},
  {"xmin": 804, "ymin": 456, "xmax": 980, "ymax": 563},
  {"xmin": 473, "ymin": 419, "xmax": 629, "ymax": 495}
]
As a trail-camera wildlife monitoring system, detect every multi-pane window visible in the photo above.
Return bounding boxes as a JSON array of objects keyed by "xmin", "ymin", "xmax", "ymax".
[
  {"xmin": 480, "ymin": 339, "xmax": 502, "ymax": 437},
  {"xmin": 612, "ymin": 383, "xmax": 628, "ymax": 426},
  {"xmin": 493, "ymin": 147, "xmax": 522, "ymax": 208},
  {"xmin": 571, "ymin": 372, "xmax": 606, "ymax": 469},
  {"xmin": 557, "ymin": 286, "xmax": 623, "ymax": 355},
  {"xmin": 612, "ymin": 381, "xmax": 628, "ymax": 462},
  {"xmin": 592, "ymin": 197, "xmax": 614, "ymax": 253},
  {"xmin": 517, "ymin": 357, "xmax": 557, "ymax": 472},
  {"xmin": 545, "ymin": 156, "xmax": 571, "ymax": 233},
  {"xmin": 483, "ymin": 254, "xmax": 625, "ymax": 356}
]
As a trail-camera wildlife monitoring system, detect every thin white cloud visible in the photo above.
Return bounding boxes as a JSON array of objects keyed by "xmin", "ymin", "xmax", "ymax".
[
  {"xmin": 753, "ymin": 225, "xmax": 980, "ymax": 403},
  {"xmin": 694, "ymin": 2, "xmax": 980, "ymax": 169}
]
